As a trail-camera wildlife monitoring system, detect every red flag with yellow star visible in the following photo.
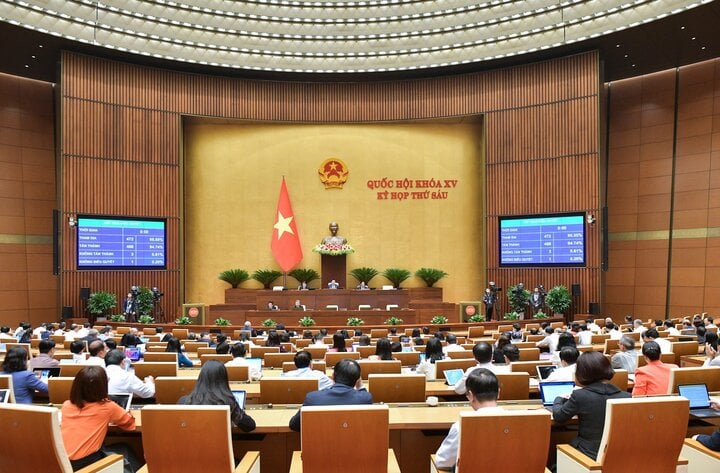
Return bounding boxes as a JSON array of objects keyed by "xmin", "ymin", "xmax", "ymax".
[{"xmin": 271, "ymin": 177, "xmax": 303, "ymax": 272}]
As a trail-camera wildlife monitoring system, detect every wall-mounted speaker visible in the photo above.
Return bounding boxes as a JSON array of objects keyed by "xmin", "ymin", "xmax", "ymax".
[
  {"xmin": 589, "ymin": 302, "xmax": 601, "ymax": 315},
  {"xmin": 80, "ymin": 287, "xmax": 91, "ymax": 300},
  {"xmin": 62, "ymin": 306, "xmax": 74, "ymax": 319},
  {"xmin": 571, "ymin": 284, "xmax": 581, "ymax": 297}
]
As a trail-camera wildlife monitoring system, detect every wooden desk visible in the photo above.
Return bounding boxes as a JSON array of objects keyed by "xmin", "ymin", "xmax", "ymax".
[{"xmin": 253, "ymin": 289, "xmax": 411, "ymax": 311}]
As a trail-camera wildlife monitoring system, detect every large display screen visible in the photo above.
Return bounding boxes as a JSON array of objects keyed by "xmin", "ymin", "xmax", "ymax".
[
  {"xmin": 76, "ymin": 215, "xmax": 166, "ymax": 270},
  {"xmin": 499, "ymin": 213, "xmax": 585, "ymax": 267}
]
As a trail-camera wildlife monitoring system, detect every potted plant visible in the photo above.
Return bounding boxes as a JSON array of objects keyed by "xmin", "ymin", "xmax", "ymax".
[
  {"xmin": 349, "ymin": 267, "xmax": 379, "ymax": 286},
  {"xmin": 506, "ymin": 284, "xmax": 530, "ymax": 316},
  {"xmin": 415, "ymin": 268, "xmax": 448, "ymax": 287},
  {"xmin": 218, "ymin": 269, "xmax": 250, "ymax": 288},
  {"xmin": 430, "ymin": 315, "xmax": 448, "ymax": 324},
  {"xmin": 503, "ymin": 312, "xmax": 520, "ymax": 320},
  {"xmin": 252, "ymin": 269, "xmax": 283, "ymax": 289},
  {"xmin": 533, "ymin": 310, "xmax": 549, "ymax": 320},
  {"xmin": 384, "ymin": 316, "xmax": 403, "ymax": 325},
  {"xmin": 467, "ymin": 314, "xmax": 485, "ymax": 323},
  {"xmin": 299, "ymin": 316, "xmax": 316, "ymax": 327},
  {"xmin": 262, "ymin": 319, "xmax": 276, "ymax": 328},
  {"xmin": 288, "ymin": 268, "xmax": 320, "ymax": 287},
  {"xmin": 110, "ymin": 314, "xmax": 126, "ymax": 322},
  {"xmin": 137, "ymin": 314, "xmax": 155, "ymax": 324},
  {"xmin": 346, "ymin": 317, "xmax": 364, "ymax": 326},
  {"xmin": 175, "ymin": 315, "xmax": 192, "ymax": 325},
  {"xmin": 87, "ymin": 291, "xmax": 117, "ymax": 318},
  {"xmin": 545, "ymin": 285, "xmax": 572, "ymax": 316},
  {"xmin": 214, "ymin": 317, "xmax": 231, "ymax": 326},
  {"xmin": 381, "ymin": 268, "xmax": 412, "ymax": 288},
  {"xmin": 134, "ymin": 286, "xmax": 155, "ymax": 318}
]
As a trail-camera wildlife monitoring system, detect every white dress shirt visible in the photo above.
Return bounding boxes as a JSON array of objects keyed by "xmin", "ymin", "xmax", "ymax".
[
  {"xmin": 106, "ymin": 364, "xmax": 155, "ymax": 398},
  {"xmin": 282, "ymin": 367, "xmax": 332, "ymax": 390},
  {"xmin": 434, "ymin": 406, "xmax": 506, "ymax": 468}
]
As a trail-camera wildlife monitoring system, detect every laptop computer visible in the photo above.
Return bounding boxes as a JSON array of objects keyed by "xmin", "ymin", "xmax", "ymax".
[
  {"xmin": 539, "ymin": 381, "xmax": 576, "ymax": 407},
  {"xmin": 124, "ymin": 347, "xmax": 142, "ymax": 362},
  {"xmin": 536, "ymin": 365, "xmax": 557, "ymax": 380},
  {"xmin": 0, "ymin": 389, "xmax": 10, "ymax": 403},
  {"xmin": 443, "ymin": 368, "xmax": 465, "ymax": 386},
  {"xmin": 108, "ymin": 393, "xmax": 133, "ymax": 411},
  {"xmin": 34, "ymin": 368, "xmax": 61, "ymax": 383},
  {"xmin": 678, "ymin": 384, "xmax": 720, "ymax": 418},
  {"xmin": 246, "ymin": 357, "xmax": 262, "ymax": 375},
  {"xmin": 231, "ymin": 390, "xmax": 247, "ymax": 410}
]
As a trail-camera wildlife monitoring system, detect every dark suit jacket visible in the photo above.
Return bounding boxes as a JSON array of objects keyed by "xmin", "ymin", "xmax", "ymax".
[
  {"xmin": 697, "ymin": 429, "xmax": 720, "ymax": 451},
  {"xmin": 552, "ymin": 382, "xmax": 631, "ymax": 460},
  {"xmin": 288, "ymin": 384, "xmax": 373, "ymax": 432}
]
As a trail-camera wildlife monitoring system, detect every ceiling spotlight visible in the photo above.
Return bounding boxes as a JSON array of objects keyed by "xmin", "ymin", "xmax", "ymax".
[
  {"xmin": 691, "ymin": 37, "xmax": 696, "ymax": 40},
  {"xmin": 24, "ymin": 64, "xmax": 29, "ymax": 68},
  {"xmin": 681, "ymin": 26, "xmax": 685, "ymax": 29}
]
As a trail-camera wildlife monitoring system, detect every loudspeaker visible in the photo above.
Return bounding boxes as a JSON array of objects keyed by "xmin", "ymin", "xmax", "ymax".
[
  {"xmin": 571, "ymin": 284, "xmax": 581, "ymax": 297},
  {"xmin": 589, "ymin": 302, "xmax": 601, "ymax": 315},
  {"xmin": 62, "ymin": 306, "xmax": 74, "ymax": 319},
  {"xmin": 80, "ymin": 287, "xmax": 91, "ymax": 300}
]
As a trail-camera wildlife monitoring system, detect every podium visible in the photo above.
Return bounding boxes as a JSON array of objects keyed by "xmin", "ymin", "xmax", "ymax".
[{"xmin": 321, "ymin": 254, "xmax": 347, "ymax": 289}]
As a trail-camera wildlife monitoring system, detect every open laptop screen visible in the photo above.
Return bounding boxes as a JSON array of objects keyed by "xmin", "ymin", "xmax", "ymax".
[
  {"xmin": 443, "ymin": 369, "xmax": 464, "ymax": 386},
  {"xmin": 231, "ymin": 390, "xmax": 247, "ymax": 410},
  {"xmin": 678, "ymin": 384, "xmax": 710, "ymax": 409},
  {"xmin": 108, "ymin": 393, "xmax": 133, "ymax": 411},
  {"xmin": 539, "ymin": 381, "xmax": 575, "ymax": 406}
]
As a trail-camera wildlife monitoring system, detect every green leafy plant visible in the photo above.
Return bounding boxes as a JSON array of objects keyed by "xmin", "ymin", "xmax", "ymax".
[
  {"xmin": 110, "ymin": 314, "xmax": 126, "ymax": 322},
  {"xmin": 346, "ymin": 317, "xmax": 365, "ymax": 326},
  {"xmin": 137, "ymin": 314, "xmax": 155, "ymax": 324},
  {"xmin": 468, "ymin": 314, "xmax": 485, "ymax": 323},
  {"xmin": 214, "ymin": 317, "xmax": 231, "ymax": 326},
  {"xmin": 299, "ymin": 316, "xmax": 316, "ymax": 327},
  {"xmin": 175, "ymin": 315, "xmax": 192, "ymax": 325},
  {"xmin": 545, "ymin": 285, "xmax": 572, "ymax": 314},
  {"xmin": 288, "ymin": 268, "xmax": 320, "ymax": 285},
  {"xmin": 506, "ymin": 284, "xmax": 531, "ymax": 314},
  {"xmin": 252, "ymin": 269, "xmax": 283, "ymax": 289},
  {"xmin": 384, "ymin": 316, "xmax": 403, "ymax": 325},
  {"xmin": 430, "ymin": 315, "xmax": 448, "ymax": 324},
  {"xmin": 415, "ymin": 268, "xmax": 449, "ymax": 287},
  {"xmin": 533, "ymin": 310, "xmax": 549, "ymax": 319},
  {"xmin": 382, "ymin": 268, "xmax": 412, "ymax": 288},
  {"xmin": 349, "ymin": 267, "xmax": 380, "ymax": 285},
  {"xmin": 87, "ymin": 291, "xmax": 117, "ymax": 316},
  {"xmin": 503, "ymin": 312, "xmax": 520, "ymax": 320},
  {"xmin": 134, "ymin": 286, "xmax": 155, "ymax": 318},
  {"xmin": 218, "ymin": 269, "xmax": 250, "ymax": 288},
  {"xmin": 262, "ymin": 318, "xmax": 276, "ymax": 328}
]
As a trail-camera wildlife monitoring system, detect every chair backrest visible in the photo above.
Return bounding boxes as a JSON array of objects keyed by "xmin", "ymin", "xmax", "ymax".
[
  {"xmin": 196, "ymin": 347, "xmax": 217, "ymax": 356},
  {"xmin": 356, "ymin": 345, "xmax": 376, "ymax": 358},
  {"xmin": 510, "ymin": 342, "xmax": 535, "ymax": 349},
  {"xmin": 116, "ymin": 326, "xmax": 130, "ymax": 334},
  {"xmin": 295, "ymin": 339, "xmax": 312, "ymax": 348},
  {"xmin": 171, "ymin": 328, "xmax": 189, "ymax": 339},
  {"xmin": 143, "ymin": 352, "xmax": 178, "ymax": 363},
  {"xmin": 457, "ymin": 409, "xmax": 551, "ymax": 473},
  {"xmin": 497, "ymin": 325, "xmax": 513, "ymax": 333},
  {"xmin": 667, "ymin": 367, "xmax": 720, "ymax": 393},
  {"xmin": 264, "ymin": 352, "xmax": 296, "ymax": 368},
  {"xmin": 370, "ymin": 329, "xmax": 388, "ymax": 338},
  {"xmin": 517, "ymin": 348, "xmax": 540, "ymax": 361},
  {"xmin": 182, "ymin": 341, "xmax": 209, "ymax": 352},
  {"xmin": 6, "ymin": 343, "xmax": 31, "ymax": 359},
  {"xmin": 670, "ymin": 341, "xmax": 700, "ymax": 364},
  {"xmin": 393, "ymin": 351, "xmax": 421, "ymax": 366},
  {"xmin": 591, "ymin": 334, "xmax": 610, "ymax": 344},
  {"xmin": 249, "ymin": 346, "xmax": 280, "ymax": 359},
  {"xmin": 597, "ymin": 397, "xmax": 689, "ymax": 472},
  {"xmin": 301, "ymin": 405, "xmax": 389, "ymax": 473},
  {"xmin": 133, "ymin": 362, "xmax": 178, "ymax": 379},
  {"xmin": 260, "ymin": 378, "xmax": 319, "ymax": 404},
  {"xmin": 609, "ymin": 369, "xmax": 628, "ymax": 391},
  {"xmin": 200, "ymin": 354, "xmax": 233, "ymax": 365},
  {"xmin": 282, "ymin": 361, "xmax": 326, "ymax": 372},
  {"xmin": 145, "ymin": 345, "xmax": 166, "ymax": 352},
  {"xmin": 48, "ymin": 377, "xmax": 75, "ymax": 405},
  {"xmin": 0, "ymin": 404, "xmax": 72, "ymax": 473},
  {"xmin": 367, "ymin": 374, "xmax": 426, "ymax": 403},
  {"xmin": 141, "ymin": 405, "xmax": 235, "ymax": 473},
  {"xmin": 142, "ymin": 327, "xmax": 157, "ymax": 335},
  {"xmin": 0, "ymin": 375, "xmax": 15, "ymax": 403},
  {"xmin": 435, "ymin": 359, "xmax": 477, "ymax": 380},
  {"xmin": 447, "ymin": 350, "xmax": 474, "ymax": 359},
  {"xmin": 50, "ymin": 335, "xmax": 65, "ymax": 344},
  {"xmin": 325, "ymin": 351, "xmax": 361, "ymax": 367},
  {"xmin": 357, "ymin": 360, "xmax": 402, "ymax": 380},
  {"xmin": 225, "ymin": 365, "xmax": 250, "ymax": 382},
  {"xmin": 496, "ymin": 373, "xmax": 530, "ymax": 400},
  {"xmin": 603, "ymin": 338, "xmax": 620, "ymax": 354},
  {"xmin": 154, "ymin": 377, "xmax": 197, "ymax": 404},
  {"xmin": 467, "ymin": 326, "xmax": 485, "ymax": 338},
  {"xmin": 59, "ymin": 364, "xmax": 86, "ymax": 378},
  {"xmin": 304, "ymin": 346, "xmax": 328, "ymax": 360},
  {"xmin": 510, "ymin": 360, "xmax": 552, "ymax": 376}
]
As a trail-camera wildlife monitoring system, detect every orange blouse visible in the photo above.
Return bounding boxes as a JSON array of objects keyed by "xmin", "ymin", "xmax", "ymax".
[{"xmin": 60, "ymin": 400, "xmax": 135, "ymax": 460}]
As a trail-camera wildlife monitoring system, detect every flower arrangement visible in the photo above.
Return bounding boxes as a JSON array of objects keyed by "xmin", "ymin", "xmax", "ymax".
[
  {"xmin": 430, "ymin": 315, "xmax": 449, "ymax": 324},
  {"xmin": 138, "ymin": 314, "xmax": 155, "ymax": 324},
  {"xmin": 312, "ymin": 242, "xmax": 355, "ymax": 256},
  {"xmin": 503, "ymin": 312, "xmax": 520, "ymax": 320},
  {"xmin": 175, "ymin": 315, "xmax": 192, "ymax": 325},
  {"xmin": 384, "ymin": 316, "xmax": 403, "ymax": 325},
  {"xmin": 214, "ymin": 317, "xmax": 231, "ymax": 326},
  {"xmin": 347, "ymin": 317, "xmax": 365, "ymax": 326},
  {"xmin": 110, "ymin": 314, "xmax": 126, "ymax": 322},
  {"xmin": 468, "ymin": 314, "xmax": 485, "ymax": 323},
  {"xmin": 262, "ymin": 318, "xmax": 276, "ymax": 328},
  {"xmin": 533, "ymin": 310, "xmax": 549, "ymax": 319},
  {"xmin": 299, "ymin": 316, "xmax": 316, "ymax": 327}
]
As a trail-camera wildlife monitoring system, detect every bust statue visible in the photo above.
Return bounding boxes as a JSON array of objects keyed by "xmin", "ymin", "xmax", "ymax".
[{"xmin": 321, "ymin": 222, "xmax": 347, "ymax": 246}]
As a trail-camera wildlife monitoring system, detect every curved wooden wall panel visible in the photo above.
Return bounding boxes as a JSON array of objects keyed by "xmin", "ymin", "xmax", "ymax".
[{"xmin": 60, "ymin": 50, "xmax": 600, "ymax": 318}]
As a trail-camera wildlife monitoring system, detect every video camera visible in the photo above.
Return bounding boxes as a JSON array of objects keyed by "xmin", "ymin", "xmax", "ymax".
[{"xmin": 151, "ymin": 286, "xmax": 163, "ymax": 301}]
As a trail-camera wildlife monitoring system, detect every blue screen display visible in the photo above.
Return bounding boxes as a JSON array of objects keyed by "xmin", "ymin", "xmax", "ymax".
[
  {"xmin": 499, "ymin": 213, "xmax": 585, "ymax": 267},
  {"xmin": 77, "ymin": 216, "xmax": 166, "ymax": 269}
]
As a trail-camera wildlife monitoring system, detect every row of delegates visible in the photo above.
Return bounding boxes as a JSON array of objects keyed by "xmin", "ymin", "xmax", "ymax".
[
  {"xmin": 702, "ymin": 331, "xmax": 720, "ymax": 367},
  {"xmin": 179, "ymin": 360, "xmax": 256, "ymax": 432},
  {"xmin": 282, "ymin": 350, "xmax": 333, "ymax": 390},
  {"xmin": 60, "ymin": 366, "xmax": 142, "ymax": 473},
  {"xmin": 1, "ymin": 347, "xmax": 48, "ymax": 403},
  {"xmin": 289, "ymin": 359, "xmax": 372, "ymax": 432}
]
